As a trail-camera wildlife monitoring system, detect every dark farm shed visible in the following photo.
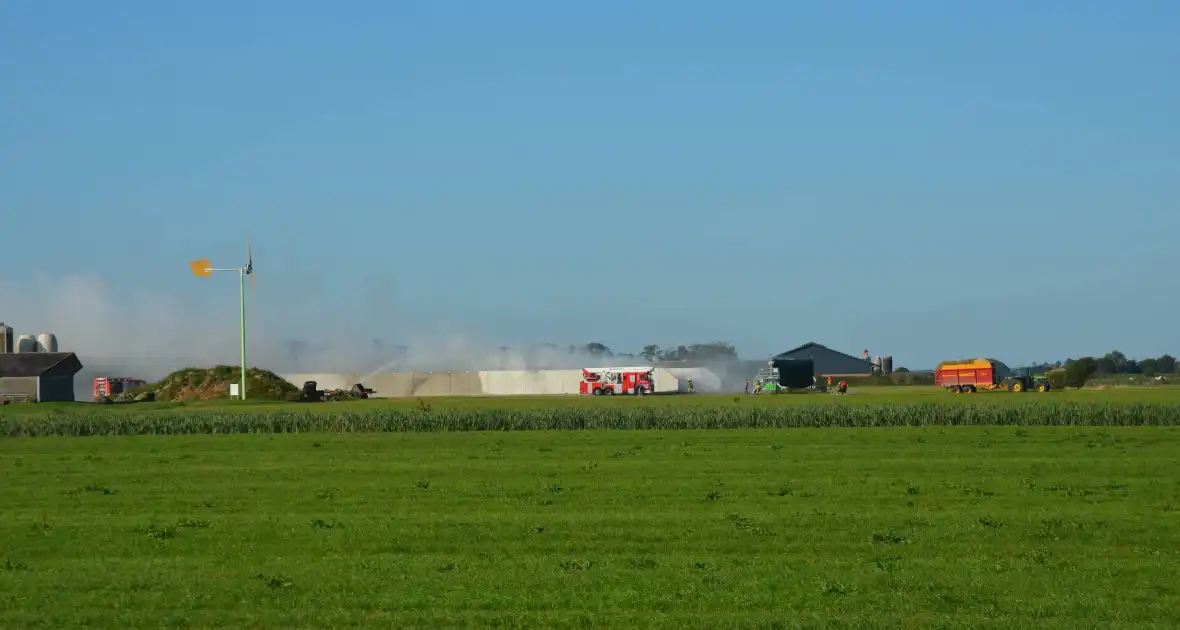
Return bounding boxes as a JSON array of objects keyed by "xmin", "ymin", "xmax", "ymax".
[
  {"xmin": 770, "ymin": 358, "xmax": 815, "ymax": 388},
  {"xmin": 0, "ymin": 352, "xmax": 84, "ymax": 402},
  {"xmin": 771, "ymin": 342, "xmax": 874, "ymax": 377}
]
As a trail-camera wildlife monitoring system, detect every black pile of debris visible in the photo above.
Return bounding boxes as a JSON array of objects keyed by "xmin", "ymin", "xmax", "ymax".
[{"xmin": 299, "ymin": 381, "xmax": 376, "ymax": 402}]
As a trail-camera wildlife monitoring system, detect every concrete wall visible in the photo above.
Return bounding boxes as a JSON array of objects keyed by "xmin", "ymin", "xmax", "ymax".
[
  {"xmin": 659, "ymin": 367, "xmax": 722, "ymax": 392},
  {"xmin": 479, "ymin": 370, "xmax": 580, "ymax": 395},
  {"xmin": 650, "ymin": 368, "xmax": 683, "ymax": 393},
  {"xmin": 281, "ymin": 367, "xmax": 705, "ymax": 397},
  {"xmin": 284, "ymin": 372, "xmax": 485, "ymax": 397},
  {"xmin": 652, "ymin": 361, "xmax": 764, "ymax": 392},
  {"xmin": 0, "ymin": 376, "xmax": 38, "ymax": 400}
]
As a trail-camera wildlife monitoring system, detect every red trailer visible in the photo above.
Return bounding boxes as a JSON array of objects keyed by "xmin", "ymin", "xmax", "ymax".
[{"xmin": 934, "ymin": 358, "xmax": 1044, "ymax": 392}]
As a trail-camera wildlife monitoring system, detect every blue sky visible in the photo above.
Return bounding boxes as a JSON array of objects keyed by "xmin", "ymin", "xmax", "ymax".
[{"xmin": 2, "ymin": 0, "xmax": 1177, "ymax": 370}]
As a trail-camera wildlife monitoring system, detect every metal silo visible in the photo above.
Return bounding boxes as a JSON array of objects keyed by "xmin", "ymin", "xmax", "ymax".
[
  {"xmin": 883, "ymin": 355, "xmax": 893, "ymax": 374},
  {"xmin": 37, "ymin": 332, "xmax": 59, "ymax": 353},
  {"xmin": 0, "ymin": 323, "xmax": 12, "ymax": 353},
  {"xmin": 15, "ymin": 334, "xmax": 38, "ymax": 353}
]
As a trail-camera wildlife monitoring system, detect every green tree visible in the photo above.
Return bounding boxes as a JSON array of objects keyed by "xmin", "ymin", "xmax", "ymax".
[
  {"xmin": 638, "ymin": 342, "xmax": 741, "ymax": 363},
  {"xmin": 1158, "ymin": 354, "xmax": 1177, "ymax": 374},
  {"xmin": 1105, "ymin": 350, "xmax": 1127, "ymax": 371},
  {"xmin": 583, "ymin": 342, "xmax": 612, "ymax": 357},
  {"xmin": 686, "ymin": 342, "xmax": 739, "ymax": 362},
  {"xmin": 1064, "ymin": 357, "xmax": 1097, "ymax": 388}
]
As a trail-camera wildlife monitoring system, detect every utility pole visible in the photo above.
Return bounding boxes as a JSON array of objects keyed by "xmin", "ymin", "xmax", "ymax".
[{"xmin": 189, "ymin": 244, "xmax": 254, "ymax": 400}]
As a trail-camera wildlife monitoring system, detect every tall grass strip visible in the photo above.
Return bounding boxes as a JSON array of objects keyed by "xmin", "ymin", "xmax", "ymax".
[{"xmin": 4, "ymin": 403, "xmax": 1180, "ymax": 437}]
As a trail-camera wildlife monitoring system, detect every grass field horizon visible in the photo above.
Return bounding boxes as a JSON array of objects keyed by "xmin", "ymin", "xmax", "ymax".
[
  {"xmin": 3, "ymin": 426, "xmax": 1178, "ymax": 628},
  {"xmin": 5, "ymin": 387, "xmax": 1179, "ymax": 626}
]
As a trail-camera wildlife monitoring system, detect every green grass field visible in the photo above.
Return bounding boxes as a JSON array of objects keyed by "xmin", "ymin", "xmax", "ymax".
[
  {"xmin": 2, "ymin": 426, "xmax": 1179, "ymax": 628},
  {"xmin": 3, "ymin": 389, "xmax": 1179, "ymax": 627}
]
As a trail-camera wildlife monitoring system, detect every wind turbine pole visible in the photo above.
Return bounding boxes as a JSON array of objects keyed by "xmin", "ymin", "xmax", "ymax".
[
  {"xmin": 239, "ymin": 266, "xmax": 248, "ymax": 401},
  {"xmin": 189, "ymin": 238, "xmax": 254, "ymax": 402}
]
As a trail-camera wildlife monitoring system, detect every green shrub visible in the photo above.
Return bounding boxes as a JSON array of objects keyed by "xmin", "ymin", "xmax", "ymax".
[
  {"xmin": 4, "ymin": 403, "xmax": 1179, "ymax": 437},
  {"xmin": 124, "ymin": 366, "xmax": 299, "ymax": 402},
  {"xmin": 1065, "ymin": 358, "xmax": 1097, "ymax": 389}
]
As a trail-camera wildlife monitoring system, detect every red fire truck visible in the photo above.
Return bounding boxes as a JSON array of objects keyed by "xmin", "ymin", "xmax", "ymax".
[
  {"xmin": 93, "ymin": 377, "xmax": 147, "ymax": 400},
  {"xmin": 580, "ymin": 367, "xmax": 655, "ymax": 396}
]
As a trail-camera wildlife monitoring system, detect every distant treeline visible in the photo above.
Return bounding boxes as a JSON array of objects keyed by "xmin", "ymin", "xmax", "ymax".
[{"xmin": 1024, "ymin": 351, "xmax": 1177, "ymax": 377}]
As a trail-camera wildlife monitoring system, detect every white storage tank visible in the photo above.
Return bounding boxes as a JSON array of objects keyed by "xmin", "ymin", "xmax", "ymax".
[
  {"xmin": 16, "ymin": 334, "xmax": 38, "ymax": 353},
  {"xmin": 0, "ymin": 323, "xmax": 12, "ymax": 353},
  {"xmin": 37, "ymin": 332, "xmax": 59, "ymax": 353}
]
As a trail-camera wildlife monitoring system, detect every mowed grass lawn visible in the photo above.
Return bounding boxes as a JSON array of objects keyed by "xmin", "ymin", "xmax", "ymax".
[{"xmin": 3, "ymin": 427, "xmax": 1179, "ymax": 628}]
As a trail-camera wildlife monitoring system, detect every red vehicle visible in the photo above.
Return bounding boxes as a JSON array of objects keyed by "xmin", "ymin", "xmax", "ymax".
[
  {"xmin": 935, "ymin": 358, "xmax": 1045, "ymax": 393},
  {"xmin": 93, "ymin": 377, "xmax": 146, "ymax": 400},
  {"xmin": 580, "ymin": 367, "xmax": 654, "ymax": 396}
]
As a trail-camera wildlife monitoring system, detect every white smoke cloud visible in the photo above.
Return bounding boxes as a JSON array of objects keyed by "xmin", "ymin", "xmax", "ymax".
[{"xmin": 0, "ymin": 272, "xmax": 637, "ymax": 400}]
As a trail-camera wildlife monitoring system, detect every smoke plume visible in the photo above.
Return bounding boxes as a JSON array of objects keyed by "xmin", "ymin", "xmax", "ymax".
[{"xmin": 0, "ymin": 273, "xmax": 635, "ymax": 400}]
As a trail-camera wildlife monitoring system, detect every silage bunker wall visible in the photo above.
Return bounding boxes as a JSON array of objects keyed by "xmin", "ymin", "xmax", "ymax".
[{"xmin": 281, "ymin": 368, "xmax": 712, "ymax": 397}]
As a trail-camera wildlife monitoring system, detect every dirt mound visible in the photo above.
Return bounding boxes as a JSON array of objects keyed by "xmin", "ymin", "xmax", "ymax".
[{"xmin": 112, "ymin": 365, "xmax": 300, "ymax": 403}]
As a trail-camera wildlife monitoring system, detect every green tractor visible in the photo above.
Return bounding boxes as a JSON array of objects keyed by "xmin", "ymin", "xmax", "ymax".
[{"xmin": 1003, "ymin": 367, "xmax": 1051, "ymax": 393}]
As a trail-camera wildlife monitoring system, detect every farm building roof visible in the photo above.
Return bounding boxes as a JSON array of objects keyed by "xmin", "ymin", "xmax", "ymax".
[
  {"xmin": 771, "ymin": 342, "xmax": 874, "ymax": 376},
  {"xmin": 772, "ymin": 342, "xmax": 872, "ymax": 363},
  {"xmin": 0, "ymin": 352, "xmax": 84, "ymax": 378}
]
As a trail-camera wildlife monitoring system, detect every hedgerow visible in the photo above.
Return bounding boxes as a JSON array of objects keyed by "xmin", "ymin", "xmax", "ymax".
[{"xmin": 4, "ymin": 403, "xmax": 1180, "ymax": 437}]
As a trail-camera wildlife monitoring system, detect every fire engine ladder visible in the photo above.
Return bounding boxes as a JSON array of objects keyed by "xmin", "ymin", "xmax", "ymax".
[{"xmin": 755, "ymin": 367, "xmax": 779, "ymax": 383}]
